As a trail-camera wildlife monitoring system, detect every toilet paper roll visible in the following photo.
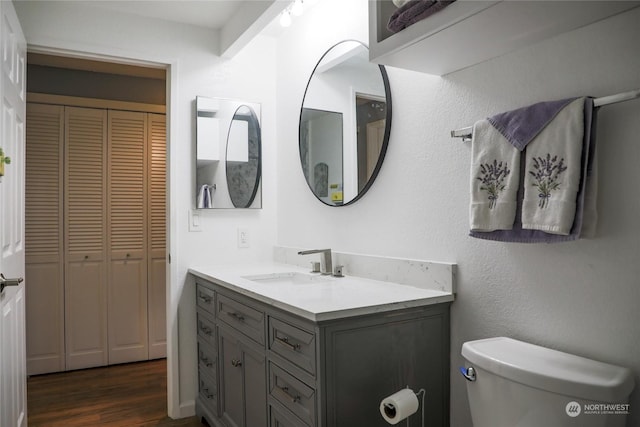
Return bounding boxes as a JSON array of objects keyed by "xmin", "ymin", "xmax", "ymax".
[{"xmin": 379, "ymin": 388, "xmax": 419, "ymax": 425}]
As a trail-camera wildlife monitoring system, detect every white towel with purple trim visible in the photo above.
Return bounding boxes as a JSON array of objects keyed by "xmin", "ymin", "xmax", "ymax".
[
  {"xmin": 469, "ymin": 119, "xmax": 520, "ymax": 231},
  {"xmin": 521, "ymin": 98, "xmax": 584, "ymax": 235}
]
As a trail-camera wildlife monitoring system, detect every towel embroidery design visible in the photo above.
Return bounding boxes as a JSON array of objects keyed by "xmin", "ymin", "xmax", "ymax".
[
  {"xmin": 528, "ymin": 154, "xmax": 568, "ymax": 209},
  {"xmin": 476, "ymin": 160, "xmax": 511, "ymax": 209}
]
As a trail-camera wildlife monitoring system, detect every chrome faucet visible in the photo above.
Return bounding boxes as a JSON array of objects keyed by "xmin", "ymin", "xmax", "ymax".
[{"xmin": 298, "ymin": 249, "xmax": 332, "ymax": 275}]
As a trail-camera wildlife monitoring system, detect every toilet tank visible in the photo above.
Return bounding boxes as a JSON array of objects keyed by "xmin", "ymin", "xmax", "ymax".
[{"xmin": 461, "ymin": 337, "xmax": 635, "ymax": 427}]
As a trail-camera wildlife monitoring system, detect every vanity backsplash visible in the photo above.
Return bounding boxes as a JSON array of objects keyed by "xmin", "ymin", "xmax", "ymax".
[{"xmin": 273, "ymin": 246, "xmax": 455, "ymax": 293}]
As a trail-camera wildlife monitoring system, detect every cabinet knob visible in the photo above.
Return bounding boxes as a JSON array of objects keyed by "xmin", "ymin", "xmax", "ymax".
[
  {"xmin": 84, "ymin": 255, "xmax": 89, "ymax": 260},
  {"xmin": 202, "ymin": 387, "xmax": 214, "ymax": 400},
  {"xmin": 200, "ymin": 355, "xmax": 213, "ymax": 367},
  {"xmin": 231, "ymin": 359, "xmax": 242, "ymax": 368}
]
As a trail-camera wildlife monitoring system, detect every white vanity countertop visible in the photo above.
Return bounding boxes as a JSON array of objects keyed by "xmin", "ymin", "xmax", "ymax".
[{"xmin": 189, "ymin": 262, "xmax": 454, "ymax": 322}]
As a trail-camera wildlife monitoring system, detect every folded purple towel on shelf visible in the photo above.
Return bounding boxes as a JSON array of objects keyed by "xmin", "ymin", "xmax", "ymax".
[{"xmin": 387, "ymin": 0, "xmax": 456, "ymax": 33}]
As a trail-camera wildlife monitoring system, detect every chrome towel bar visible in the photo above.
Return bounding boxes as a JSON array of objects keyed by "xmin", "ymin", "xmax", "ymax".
[{"xmin": 450, "ymin": 89, "xmax": 640, "ymax": 142}]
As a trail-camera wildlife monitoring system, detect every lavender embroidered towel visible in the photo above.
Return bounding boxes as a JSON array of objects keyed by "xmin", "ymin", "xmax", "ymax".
[
  {"xmin": 469, "ymin": 97, "xmax": 597, "ymax": 243},
  {"xmin": 468, "ymin": 99, "xmax": 575, "ymax": 233},
  {"xmin": 387, "ymin": 0, "xmax": 456, "ymax": 33},
  {"xmin": 521, "ymin": 98, "xmax": 585, "ymax": 235},
  {"xmin": 469, "ymin": 120, "xmax": 520, "ymax": 232}
]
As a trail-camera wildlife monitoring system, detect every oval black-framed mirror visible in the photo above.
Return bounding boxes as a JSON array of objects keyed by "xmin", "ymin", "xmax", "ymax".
[
  {"xmin": 299, "ymin": 40, "xmax": 392, "ymax": 206},
  {"xmin": 225, "ymin": 104, "xmax": 262, "ymax": 208}
]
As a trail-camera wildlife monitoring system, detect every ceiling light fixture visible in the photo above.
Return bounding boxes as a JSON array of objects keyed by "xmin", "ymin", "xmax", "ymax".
[
  {"xmin": 291, "ymin": 0, "xmax": 304, "ymax": 17},
  {"xmin": 279, "ymin": 0, "xmax": 307, "ymax": 28},
  {"xmin": 279, "ymin": 9, "xmax": 292, "ymax": 27}
]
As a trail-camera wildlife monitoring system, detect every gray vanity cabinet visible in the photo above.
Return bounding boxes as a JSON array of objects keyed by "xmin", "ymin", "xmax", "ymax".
[{"xmin": 194, "ymin": 277, "xmax": 450, "ymax": 427}]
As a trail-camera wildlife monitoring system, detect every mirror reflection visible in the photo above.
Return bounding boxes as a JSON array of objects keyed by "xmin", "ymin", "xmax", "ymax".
[
  {"xmin": 196, "ymin": 97, "xmax": 262, "ymax": 209},
  {"xmin": 299, "ymin": 40, "xmax": 391, "ymax": 206},
  {"xmin": 226, "ymin": 105, "xmax": 261, "ymax": 208}
]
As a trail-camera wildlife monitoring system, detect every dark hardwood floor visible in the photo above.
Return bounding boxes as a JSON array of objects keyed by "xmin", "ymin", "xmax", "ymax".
[{"xmin": 27, "ymin": 359, "xmax": 207, "ymax": 426}]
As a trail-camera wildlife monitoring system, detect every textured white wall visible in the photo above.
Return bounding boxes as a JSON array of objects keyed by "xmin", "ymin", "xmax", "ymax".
[
  {"xmin": 15, "ymin": 1, "xmax": 278, "ymax": 418},
  {"xmin": 276, "ymin": 1, "xmax": 640, "ymax": 426}
]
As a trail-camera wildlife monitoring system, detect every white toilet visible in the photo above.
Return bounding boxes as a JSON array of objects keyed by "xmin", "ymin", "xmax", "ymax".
[{"xmin": 461, "ymin": 337, "xmax": 635, "ymax": 427}]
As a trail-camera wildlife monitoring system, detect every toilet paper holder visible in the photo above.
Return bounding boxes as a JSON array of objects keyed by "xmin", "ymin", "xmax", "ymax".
[{"xmin": 380, "ymin": 387, "xmax": 426, "ymax": 427}]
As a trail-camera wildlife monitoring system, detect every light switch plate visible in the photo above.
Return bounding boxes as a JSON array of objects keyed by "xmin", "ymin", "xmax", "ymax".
[{"xmin": 189, "ymin": 209, "xmax": 202, "ymax": 232}]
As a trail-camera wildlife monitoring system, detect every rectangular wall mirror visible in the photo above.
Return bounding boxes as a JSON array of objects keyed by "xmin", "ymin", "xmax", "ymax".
[{"xmin": 195, "ymin": 97, "xmax": 262, "ymax": 209}]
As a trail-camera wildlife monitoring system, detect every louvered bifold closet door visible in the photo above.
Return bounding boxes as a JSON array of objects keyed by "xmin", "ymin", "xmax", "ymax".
[
  {"xmin": 25, "ymin": 103, "xmax": 65, "ymax": 375},
  {"xmin": 147, "ymin": 113, "xmax": 166, "ymax": 359},
  {"xmin": 64, "ymin": 106, "xmax": 108, "ymax": 371},
  {"xmin": 108, "ymin": 110, "xmax": 149, "ymax": 364}
]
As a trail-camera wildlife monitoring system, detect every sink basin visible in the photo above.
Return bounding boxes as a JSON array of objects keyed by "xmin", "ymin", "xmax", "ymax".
[{"xmin": 242, "ymin": 272, "xmax": 333, "ymax": 285}]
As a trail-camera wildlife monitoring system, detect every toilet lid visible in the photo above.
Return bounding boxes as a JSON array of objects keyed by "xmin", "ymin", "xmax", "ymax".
[{"xmin": 462, "ymin": 337, "xmax": 635, "ymax": 402}]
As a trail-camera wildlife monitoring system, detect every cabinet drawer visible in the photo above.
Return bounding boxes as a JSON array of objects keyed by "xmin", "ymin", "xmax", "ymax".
[
  {"xmin": 197, "ymin": 340, "xmax": 217, "ymax": 379},
  {"xmin": 196, "ymin": 284, "xmax": 215, "ymax": 314},
  {"xmin": 217, "ymin": 293, "xmax": 265, "ymax": 345},
  {"xmin": 269, "ymin": 317, "xmax": 316, "ymax": 375},
  {"xmin": 198, "ymin": 369, "xmax": 218, "ymax": 415},
  {"xmin": 269, "ymin": 363, "xmax": 316, "ymax": 427},
  {"xmin": 270, "ymin": 403, "xmax": 304, "ymax": 427},
  {"xmin": 197, "ymin": 311, "xmax": 216, "ymax": 347}
]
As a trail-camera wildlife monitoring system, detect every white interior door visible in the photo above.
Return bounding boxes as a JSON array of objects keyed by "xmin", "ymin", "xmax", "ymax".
[{"xmin": 0, "ymin": 1, "xmax": 27, "ymax": 426}]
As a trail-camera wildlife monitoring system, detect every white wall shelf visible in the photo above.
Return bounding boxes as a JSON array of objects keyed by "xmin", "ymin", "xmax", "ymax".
[{"xmin": 369, "ymin": 0, "xmax": 640, "ymax": 76}]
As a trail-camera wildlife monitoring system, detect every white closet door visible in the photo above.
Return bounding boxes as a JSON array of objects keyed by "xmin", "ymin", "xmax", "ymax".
[
  {"xmin": 0, "ymin": 1, "xmax": 27, "ymax": 425},
  {"xmin": 64, "ymin": 106, "xmax": 108, "ymax": 371},
  {"xmin": 25, "ymin": 103, "xmax": 65, "ymax": 375},
  {"xmin": 147, "ymin": 113, "xmax": 166, "ymax": 359},
  {"xmin": 107, "ymin": 110, "xmax": 148, "ymax": 364}
]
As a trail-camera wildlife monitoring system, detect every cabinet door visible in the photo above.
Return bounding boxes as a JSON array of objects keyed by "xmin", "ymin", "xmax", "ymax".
[
  {"xmin": 324, "ymin": 307, "xmax": 449, "ymax": 427},
  {"xmin": 64, "ymin": 107, "xmax": 108, "ymax": 370},
  {"xmin": 147, "ymin": 113, "xmax": 166, "ymax": 359},
  {"xmin": 107, "ymin": 110, "xmax": 148, "ymax": 364},
  {"xmin": 219, "ymin": 327, "xmax": 267, "ymax": 427},
  {"xmin": 25, "ymin": 103, "xmax": 65, "ymax": 375},
  {"xmin": 243, "ymin": 344, "xmax": 267, "ymax": 427},
  {"xmin": 219, "ymin": 328, "xmax": 243, "ymax": 427}
]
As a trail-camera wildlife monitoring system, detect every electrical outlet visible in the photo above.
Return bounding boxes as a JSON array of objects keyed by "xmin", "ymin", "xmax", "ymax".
[{"xmin": 238, "ymin": 227, "xmax": 249, "ymax": 248}]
